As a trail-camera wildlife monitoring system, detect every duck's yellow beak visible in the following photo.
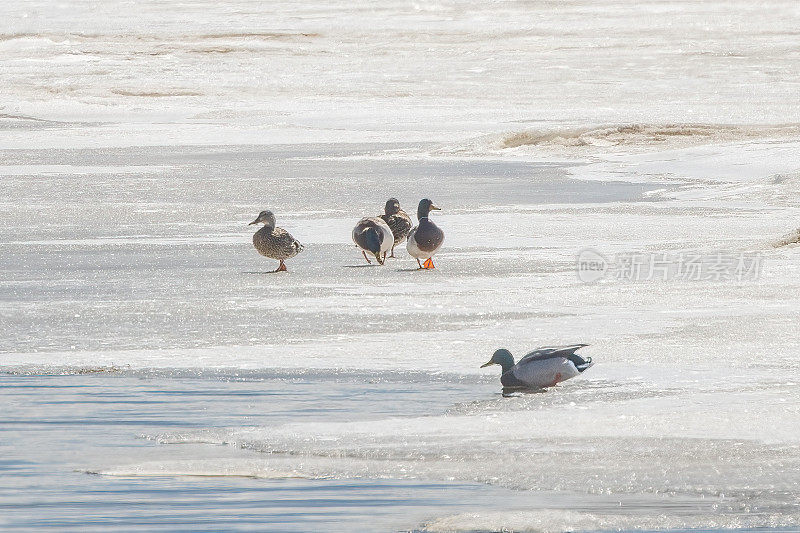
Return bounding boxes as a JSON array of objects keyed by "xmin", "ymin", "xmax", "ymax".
[
  {"xmin": 430, "ymin": 205, "xmax": 441, "ymax": 211},
  {"xmin": 480, "ymin": 361, "xmax": 494, "ymax": 368}
]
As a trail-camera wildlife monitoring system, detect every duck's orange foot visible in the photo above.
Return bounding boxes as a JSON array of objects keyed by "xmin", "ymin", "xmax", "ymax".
[
  {"xmin": 274, "ymin": 261, "xmax": 288, "ymax": 272},
  {"xmin": 422, "ymin": 258, "xmax": 435, "ymax": 269}
]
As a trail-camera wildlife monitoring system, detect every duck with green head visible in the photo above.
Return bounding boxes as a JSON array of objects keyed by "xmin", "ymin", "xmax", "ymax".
[
  {"xmin": 481, "ymin": 345, "xmax": 593, "ymax": 389},
  {"xmin": 407, "ymin": 198, "xmax": 444, "ymax": 269}
]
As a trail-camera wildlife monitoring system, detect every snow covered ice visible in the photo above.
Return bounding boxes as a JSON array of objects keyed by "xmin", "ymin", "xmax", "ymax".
[{"xmin": 2, "ymin": 0, "xmax": 800, "ymax": 531}]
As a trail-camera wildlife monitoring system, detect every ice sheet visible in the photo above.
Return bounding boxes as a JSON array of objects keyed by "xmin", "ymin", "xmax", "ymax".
[{"xmin": 3, "ymin": 0, "xmax": 800, "ymax": 530}]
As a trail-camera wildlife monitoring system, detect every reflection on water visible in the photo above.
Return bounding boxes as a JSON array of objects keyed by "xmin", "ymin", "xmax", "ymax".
[
  {"xmin": 0, "ymin": 372, "xmax": 526, "ymax": 532},
  {"xmin": 3, "ymin": 371, "xmax": 797, "ymax": 532},
  {"xmin": 502, "ymin": 386, "xmax": 548, "ymax": 397}
]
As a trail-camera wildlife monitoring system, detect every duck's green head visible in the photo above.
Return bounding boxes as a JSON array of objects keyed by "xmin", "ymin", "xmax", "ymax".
[
  {"xmin": 417, "ymin": 198, "xmax": 440, "ymax": 220},
  {"xmin": 250, "ymin": 210, "xmax": 276, "ymax": 229},
  {"xmin": 384, "ymin": 198, "xmax": 401, "ymax": 216},
  {"xmin": 480, "ymin": 349, "xmax": 515, "ymax": 371}
]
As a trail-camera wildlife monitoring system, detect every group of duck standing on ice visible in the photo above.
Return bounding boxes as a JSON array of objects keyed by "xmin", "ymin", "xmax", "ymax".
[
  {"xmin": 248, "ymin": 197, "xmax": 444, "ymax": 272},
  {"xmin": 247, "ymin": 198, "xmax": 593, "ymax": 391}
]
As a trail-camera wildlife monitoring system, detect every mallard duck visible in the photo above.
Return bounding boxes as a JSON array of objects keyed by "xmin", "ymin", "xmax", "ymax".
[
  {"xmin": 249, "ymin": 210, "xmax": 304, "ymax": 272},
  {"xmin": 480, "ymin": 345, "xmax": 593, "ymax": 389},
  {"xmin": 352, "ymin": 217, "xmax": 393, "ymax": 265},
  {"xmin": 379, "ymin": 198, "xmax": 413, "ymax": 258},
  {"xmin": 407, "ymin": 198, "xmax": 444, "ymax": 269}
]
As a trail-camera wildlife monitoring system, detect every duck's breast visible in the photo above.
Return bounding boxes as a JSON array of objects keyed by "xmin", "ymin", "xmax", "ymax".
[
  {"xmin": 407, "ymin": 220, "xmax": 443, "ymax": 259},
  {"xmin": 414, "ymin": 220, "xmax": 444, "ymax": 252},
  {"xmin": 512, "ymin": 357, "xmax": 580, "ymax": 388}
]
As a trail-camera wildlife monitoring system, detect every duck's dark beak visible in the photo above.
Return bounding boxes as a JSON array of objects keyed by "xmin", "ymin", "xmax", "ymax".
[
  {"xmin": 480, "ymin": 361, "xmax": 494, "ymax": 368},
  {"xmin": 249, "ymin": 218, "xmax": 259, "ymax": 225}
]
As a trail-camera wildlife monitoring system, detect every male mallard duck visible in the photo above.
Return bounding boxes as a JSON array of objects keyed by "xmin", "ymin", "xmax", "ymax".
[
  {"xmin": 379, "ymin": 198, "xmax": 413, "ymax": 258},
  {"xmin": 481, "ymin": 345, "xmax": 593, "ymax": 389},
  {"xmin": 352, "ymin": 217, "xmax": 393, "ymax": 265},
  {"xmin": 407, "ymin": 198, "xmax": 444, "ymax": 269},
  {"xmin": 249, "ymin": 210, "xmax": 304, "ymax": 272}
]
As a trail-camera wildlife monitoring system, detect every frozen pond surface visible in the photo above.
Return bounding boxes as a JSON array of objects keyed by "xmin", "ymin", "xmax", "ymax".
[
  {"xmin": 3, "ymin": 372, "xmax": 795, "ymax": 533},
  {"xmin": 3, "ymin": 0, "xmax": 800, "ymax": 529},
  {"xmin": 2, "ymin": 140, "xmax": 800, "ymax": 531},
  {"xmin": 0, "ymin": 143, "xmax": 659, "ymax": 356},
  {"xmin": 1, "ymin": 372, "xmax": 536, "ymax": 533}
]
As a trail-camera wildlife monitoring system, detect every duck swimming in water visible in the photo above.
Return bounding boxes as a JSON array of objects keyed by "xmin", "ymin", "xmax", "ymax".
[
  {"xmin": 249, "ymin": 210, "xmax": 304, "ymax": 272},
  {"xmin": 379, "ymin": 198, "xmax": 413, "ymax": 258},
  {"xmin": 481, "ymin": 345, "xmax": 593, "ymax": 389},
  {"xmin": 352, "ymin": 216, "xmax": 393, "ymax": 265},
  {"xmin": 407, "ymin": 198, "xmax": 444, "ymax": 269}
]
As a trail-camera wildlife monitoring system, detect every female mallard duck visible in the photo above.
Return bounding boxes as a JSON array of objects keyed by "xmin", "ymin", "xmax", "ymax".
[
  {"xmin": 481, "ymin": 345, "xmax": 593, "ymax": 389},
  {"xmin": 352, "ymin": 217, "xmax": 393, "ymax": 265},
  {"xmin": 407, "ymin": 198, "xmax": 444, "ymax": 269},
  {"xmin": 379, "ymin": 198, "xmax": 413, "ymax": 258},
  {"xmin": 249, "ymin": 210, "xmax": 304, "ymax": 272}
]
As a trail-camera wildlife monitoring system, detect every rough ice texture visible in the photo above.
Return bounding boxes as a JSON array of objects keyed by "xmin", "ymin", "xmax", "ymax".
[
  {"xmin": 4, "ymin": 0, "xmax": 800, "ymax": 147},
  {"xmin": 3, "ymin": 0, "xmax": 800, "ymax": 531}
]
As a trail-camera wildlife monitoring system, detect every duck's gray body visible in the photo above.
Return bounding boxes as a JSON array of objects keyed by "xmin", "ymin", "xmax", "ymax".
[
  {"xmin": 379, "ymin": 198, "xmax": 413, "ymax": 250},
  {"xmin": 352, "ymin": 216, "xmax": 393, "ymax": 264},
  {"xmin": 407, "ymin": 222, "xmax": 444, "ymax": 259},
  {"xmin": 482, "ymin": 345, "xmax": 593, "ymax": 389},
  {"xmin": 407, "ymin": 199, "xmax": 444, "ymax": 266}
]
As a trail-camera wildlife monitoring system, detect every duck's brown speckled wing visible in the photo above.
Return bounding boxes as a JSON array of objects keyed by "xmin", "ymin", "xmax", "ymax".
[
  {"xmin": 253, "ymin": 226, "xmax": 304, "ymax": 260},
  {"xmin": 379, "ymin": 209, "xmax": 413, "ymax": 245}
]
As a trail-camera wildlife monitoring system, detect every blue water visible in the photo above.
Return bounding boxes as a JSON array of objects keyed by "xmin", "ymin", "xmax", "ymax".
[
  {"xmin": 0, "ymin": 371, "xmax": 531, "ymax": 532},
  {"xmin": 2, "ymin": 372, "xmax": 798, "ymax": 532}
]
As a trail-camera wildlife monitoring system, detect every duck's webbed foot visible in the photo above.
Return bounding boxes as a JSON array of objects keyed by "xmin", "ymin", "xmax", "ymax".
[
  {"xmin": 362, "ymin": 251, "xmax": 372, "ymax": 264},
  {"xmin": 274, "ymin": 260, "xmax": 288, "ymax": 272},
  {"xmin": 422, "ymin": 258, "xmax": 435, "ymax": 269}
]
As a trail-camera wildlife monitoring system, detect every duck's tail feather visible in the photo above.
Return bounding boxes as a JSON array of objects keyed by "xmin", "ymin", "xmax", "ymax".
[
  {"xmin": 518, "ymin": 344, "xmax": 589, "ymax": 365},
  {"xmin": 575, "ymin": 356, "xmax": 593, "ymax": 372}
]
